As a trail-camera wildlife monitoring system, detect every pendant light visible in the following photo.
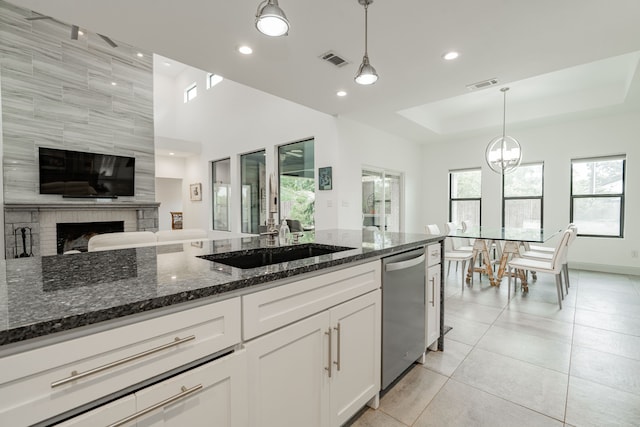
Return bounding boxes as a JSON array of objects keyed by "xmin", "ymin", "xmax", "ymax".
[
  {"xmin": 355, "ymin": 0, "xmax": 378, "ymax": 85},
  {"xmin": 255, "ymin": 0, "xmax": 290, "ymax": 37},
  {"xmin": 485, "ymin": 87, "xmax": 522, "ymax": 174}
]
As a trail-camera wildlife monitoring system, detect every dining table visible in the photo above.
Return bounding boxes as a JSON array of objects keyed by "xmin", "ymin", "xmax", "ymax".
[{"xmin": 447, "ymin": 226, "xmax": 562, "ymax": 292}]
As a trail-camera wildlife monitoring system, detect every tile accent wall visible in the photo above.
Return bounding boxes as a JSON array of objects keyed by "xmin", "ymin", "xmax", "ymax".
[
  {"xmin": 0, "ymin": 0, "xmax": 159, "ymax": 258},
  {"xmin": 0, "ymin": 0, "xmax": 155, "ymax": 203}
]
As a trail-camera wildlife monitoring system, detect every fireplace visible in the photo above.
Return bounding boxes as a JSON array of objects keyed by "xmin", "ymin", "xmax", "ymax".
[{"xmin": 56, "ymin": 221, "xmax": 124, "ymax": 254}]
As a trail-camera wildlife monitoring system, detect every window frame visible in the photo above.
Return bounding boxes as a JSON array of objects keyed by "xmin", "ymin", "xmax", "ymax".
[
  {"xmin": 570, "ymin": 155, "xmax": 626, "ymax": 238},
  {"xmin": 502, "ymin": 162, "xmax": 544, "ymax": 229},
  {"xmin": 277, "ymin": 138, "xmax": 315, "ymax": 226},
  {"xmin": 184, "ymin": 82, "xmax": 197, "ymax": 103},
  {"xmin": 206, "ymin": 73, "xmax": 223, "ymax": 89},
  {"xmin": 448, "ymin": 168, "xmax": 482, "ymax": 226},
  {"xmin": 211, "ymin": 158, "xmax": 231, "ymax": 231}
]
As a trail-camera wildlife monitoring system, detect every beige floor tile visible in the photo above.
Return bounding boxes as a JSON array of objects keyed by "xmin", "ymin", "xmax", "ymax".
[
  {"xmin": 476, "ymin": 325, "xmax": 571, "ymax": 373},
  {"xmin": 443, "ymin": 314, "xmax": 491, "ymax": 346},
  {"xmin": 575, "ymin": 308, "xmax": 640, "ymax": 336},
  {"xmin": 414, "ymin": 379, "xmax": 563, "ymax": 427},
  {"xmin": 505, "ymin": 298, "xmax": 576, "ymax": 323},
  {"xmin": 422, "ymin": 338, "xmax": 473, "ymax": 377},
  {"xmin": 565, "ymin": 376, "xmax": 640, "ymax": 427},
  {"xmin": 348, "ymin": 408, "xmax": 407, "ymax": 427},
  {"xmin": 570, "ymin": 345, "xmax": 640, "ymax": 395},
  {"xmin": 452, "ymin": 348, "xmax": 568, "ymax": 420},
  {"xmin": 573, "ymin": 324, "xmax": 640, "ymax": 361},
  {"xmin": 447, "ymin": 285, "xmax": 509, "ymax": 309},
  {"xmin": 494, "ymin": 309, "xmax": 574, "ymax": 343},
  {"xmin": 378, "ymin": 365, "xmax": 447, "ymax": 426},
  {"xmin": 445, "ymin": 300, "xmax": 504, "ymax": 325},
  {"xmin": 576, "ymin": 293, "xmax": 640, "ymax": 319}
]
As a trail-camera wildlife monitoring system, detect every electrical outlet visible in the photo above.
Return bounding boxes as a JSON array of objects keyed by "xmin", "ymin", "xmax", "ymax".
[{"xmin": 632, "ymin": 250, "xmax": 639, "ymax": 258}]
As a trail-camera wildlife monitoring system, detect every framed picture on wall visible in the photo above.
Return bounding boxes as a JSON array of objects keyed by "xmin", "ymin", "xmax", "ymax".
[
  {"xmin": 319, "ymin": 166, "xmax": 332, "ymax": 190},
  {"xmin": 190, "ymin": 183, "xmax": 202, "ymax": 201}
]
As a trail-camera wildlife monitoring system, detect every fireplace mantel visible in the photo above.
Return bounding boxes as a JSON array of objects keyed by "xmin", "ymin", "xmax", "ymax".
[{"xmin": 4, "ymin": 202, "xmax": 160, "ymax": 211}]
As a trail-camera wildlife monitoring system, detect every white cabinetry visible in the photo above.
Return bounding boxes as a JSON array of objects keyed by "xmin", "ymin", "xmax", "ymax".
[
  {"xmin": 425, "ymin": 244, "xmax": 442, "ymax": 350},
  {"xmin": 244, "ymin": 261, "xmax": 381, "ymax": 427},
  {"xmin": 58, "ymin": 350, "xmax": 248, "ymax": 427}
]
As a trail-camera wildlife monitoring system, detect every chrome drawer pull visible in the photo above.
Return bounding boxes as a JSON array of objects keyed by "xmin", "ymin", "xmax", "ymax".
[
  {"xmin": 430, "ymin": 277, "xmax": 436, "ymax": 307},
  {"xmin": 51, "ymin": 335, "xmax": 196, "ymax": 388},
  {"xmin": 333, "ymin": 323, "xmax": 341, "ymax": 371},
  {"xmin": 107, "ymin": 384, "xmax": 203, "ymax": 427},
  {"xmin": 325, "ymin": 328, "xmax": 332, "ymax": 378}
]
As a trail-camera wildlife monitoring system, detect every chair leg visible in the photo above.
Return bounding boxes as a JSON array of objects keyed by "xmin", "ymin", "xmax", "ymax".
[
  {"xmin": 563, "ymin": 263, "xmax": 570, "ymax": 293},
  {"xmin": 447, "ymin": 261, "xmax": 451, "ymax": 277},
  {"xmin": 555, "ymin": 274, "xmax": 563, "ymax": 309},
  {"xmin": 461, "ymin": 260, "xmax": 466, "ymax": 292},
  {"xmin": 507, "ymin": 267, "xmax": 512, "ymax": 301}
]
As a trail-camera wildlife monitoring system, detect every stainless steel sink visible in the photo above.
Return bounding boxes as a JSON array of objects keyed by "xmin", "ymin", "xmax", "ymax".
[{"xmin": 198, "ymin": 243, "xmax": 355, "ymax": 269}]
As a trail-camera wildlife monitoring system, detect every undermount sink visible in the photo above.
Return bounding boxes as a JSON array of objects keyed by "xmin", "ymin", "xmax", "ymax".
[{"xmin": 198, "ymin": 243, "xmax": 355, "ymax": 269}]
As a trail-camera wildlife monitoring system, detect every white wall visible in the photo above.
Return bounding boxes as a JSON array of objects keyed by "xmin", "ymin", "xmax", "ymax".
[
  {"xmin": 423, "ymin": 110, "xmax": 640, "ymax": 273},
  {"xmin": 155, "ymin": 177, "xmax": 183, "ymax": 230},
  {"xmin": 154, "ymin": 65, "xmax": 424, "ymax": 234}
]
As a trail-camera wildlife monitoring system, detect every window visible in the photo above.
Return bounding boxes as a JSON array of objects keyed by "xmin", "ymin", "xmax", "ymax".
[
  {"xmin": 362, "ymin": 169, "xmax": 402, "ymax": 232},
  {"xmin": 241, "ymin": 150, "xmax": 266, "ymax": 234},
  {"xmin": 503, "ymin": 163, "xmax": 543, "ymax": 228},
  {"xmin": 278, "ymin": 139, "xmax": 315, "ymax": 228},
  {"xmin": 206, "ymin": 73, "xmax": 223, "ymax": 89},
  {"xmin": 449, "ymin": 169, "xmax": 481, "ymax": 227},
  {"xmin": 211, "ymin": 158, "xmax": 231, "ymax": 231},
  {"xmin": 571, "ymin": 155, "xmax": 625, "ymax": 237},
  {"xmin": 184, "ymin": 83, "xmax": 197, "ymax": 103}
]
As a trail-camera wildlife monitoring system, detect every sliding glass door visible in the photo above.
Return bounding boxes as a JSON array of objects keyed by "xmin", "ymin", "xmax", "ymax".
[
  {"xmin": 362, "ymin": 169, "xmax": 402, "ymax": 232},
  {"xmin": 240, "ymin": 150, "xmax": 266, "ymax": 234},
  {"xmin": 278, "ymin": 139, "xmax": 315, "ymax": 228}
]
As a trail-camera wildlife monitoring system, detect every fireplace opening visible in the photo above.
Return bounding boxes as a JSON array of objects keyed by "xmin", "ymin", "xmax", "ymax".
[{"xmin": 56, "ymin": 221, "xmax": 125, "ymax": 254}]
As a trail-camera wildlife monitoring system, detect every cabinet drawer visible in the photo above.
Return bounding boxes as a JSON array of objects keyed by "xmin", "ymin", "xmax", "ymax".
[
  {"xmin": 243, "ymin": 261, "xmax": 381, "ymax": 340},
  {"xmin": 426, "ymin": 243, "xmax": 441, "ymax": 267},
  {"xmin": 0, "ymin": 297, "xmax": 241, "ymax": 427}
]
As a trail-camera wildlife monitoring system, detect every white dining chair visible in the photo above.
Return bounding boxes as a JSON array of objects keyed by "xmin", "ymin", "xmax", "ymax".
[
  {"xmin": 445, "ymin": 222, "xmax": 473, "ymax": 253},
  {"xmin": 507, "ymin": 229, "xmax": 572, "ymax": 309}
]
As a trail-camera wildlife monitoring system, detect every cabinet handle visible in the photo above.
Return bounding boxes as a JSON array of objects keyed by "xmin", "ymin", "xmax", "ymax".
[
  {"xmin": 430, "ymin": 277, "xmax": 436, "ymax": 307},
  {"xmin": 325, "ymin": 328, "xmax": 332, "ymax": 378},
  {"xmin": 333, "ymin": 323, "xmax": 341, "ymax": 371},
  {"xmin": 107, "ymin": 384, "xmax": 203, "ymax": 427},
  {"xmin": 51, "ymin": 335, "xmax": 196, "ymax": 388}
]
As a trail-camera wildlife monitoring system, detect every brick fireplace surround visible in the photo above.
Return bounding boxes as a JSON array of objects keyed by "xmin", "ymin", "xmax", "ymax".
[{"xmin": 4, "ymin": 203, "xmax": 159, "ymax": 259}]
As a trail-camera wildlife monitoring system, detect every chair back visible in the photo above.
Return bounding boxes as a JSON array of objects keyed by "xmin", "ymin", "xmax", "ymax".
[
  {"xmin": 425, "ymin": 224, "xmax": 440, "ymax": 235},
  {"xmin": 461, "ymin": 220, "xmax": 473, "ymax": 231},
  {"xmin": 550, "ymin": 229, "xmax": 572, "ymax": 270},
  {"xmin": 445, "ymin": 221, "xmax": 470, "ymax": 250}
]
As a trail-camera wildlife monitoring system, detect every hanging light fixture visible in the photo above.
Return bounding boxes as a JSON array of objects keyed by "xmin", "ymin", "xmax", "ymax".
[
  {"xmin": 485, "ymin": 87, "xmax": 522, "ymax": 174},
  {"xmin": 355, "ymin": 0, "xmax": 378, "ymax": 85},
  {"xmin": 255, "ymin": 0, "xmax": 290, "ymax": 37}
]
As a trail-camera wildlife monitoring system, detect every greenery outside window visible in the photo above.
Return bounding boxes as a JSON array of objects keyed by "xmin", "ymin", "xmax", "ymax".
[
  {"xmin": 449, "ymin": 169, "xmax": 481, "ymax": 227},
  {"xmin": 571, "ymin": 155, "xmax": 625, "ymax": 237},
  {"xmin": 278, "ymin": 139, "xmax": 315, "ymax": 228},
  {"xmin": 503, "ymin": 163, "xmax": 544, "ymax": 228},
  {"xmin": 211, "ymin": 158, "xmax": 231, "ymax": 231}
]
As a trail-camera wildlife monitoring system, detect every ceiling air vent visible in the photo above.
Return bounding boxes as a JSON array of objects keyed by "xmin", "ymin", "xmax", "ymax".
[
  {"xmin": 466, "ymin": 78, "xmax": 499, "ymax": 91},
  {"xmin": 320, "ymin": 51, "xmax": 349, "ymax": 68}
]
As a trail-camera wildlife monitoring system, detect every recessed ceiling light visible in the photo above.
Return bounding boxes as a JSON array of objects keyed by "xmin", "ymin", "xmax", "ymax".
[
  {"xmin": 137, "ymin": 52, "xmax": 144, "ymax": 58},
  {"xmin": 169, "ymin": 152, "xmax": 175, "ymax": 156},
  {"xmin": 442, "ymin": 51, "xmax": 459, "ymax": 61},
  {"xmin": 238, "ymin": 45, "xmax": 253, "ymax": 55},
  {"xmin": 336, "ymin": 90, "xmax": 347, "ymax": 97},
  {"xmin": 111, "ymin": 82, "xmax": 117, "ymax": 86}
]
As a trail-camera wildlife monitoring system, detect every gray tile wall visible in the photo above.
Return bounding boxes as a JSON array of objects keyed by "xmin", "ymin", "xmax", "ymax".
[{"xmin": 0, "ymin": 0, "xmax": 155, "ymax": 203}]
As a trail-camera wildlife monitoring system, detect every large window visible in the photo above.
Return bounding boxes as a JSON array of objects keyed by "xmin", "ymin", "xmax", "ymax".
[
  {"xmin": 503, "ymin": 162, "xmax": 543, "ymax": 228},
  {"xmin": 449, "ymin": 169, "xmax": 481, "ymax": 227},
  {"xmin": 241, "ymin": 150, "xmax": 266, "ymax": 234},
  {"xmin": 571, "ymin": 155, "xmax": 625, "ymax": 237},
  {"xmin": 278, "ymin": 139, "xmax": 315, "ymax": 228},
  {"xmin": 211, "ymin": 158, "xmax": 231, "ymax": 231},
  {"xmin": 361, "ymin": 169, "xmax": 402, "ymax": 232}
]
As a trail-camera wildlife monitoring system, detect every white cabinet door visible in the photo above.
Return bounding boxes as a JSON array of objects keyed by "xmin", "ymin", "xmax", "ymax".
[
  {"xmin": 245, "ymin": 311, "xmax": 331, "ymax": 427},
  {"xmin": 426, "ymin": 264, "xmax": 441, "ymax": 349},
  {"xmin": 329, "ymin": 290, "xmax": 381, "ymax": 426},
  {"xmin": 135, "ymin": 350, "xmax": 248, "ymax": 427}
]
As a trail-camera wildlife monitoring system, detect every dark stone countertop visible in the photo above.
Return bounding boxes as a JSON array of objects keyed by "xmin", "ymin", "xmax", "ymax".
[{"xmin": 0, "ymin": 229, "xmax": 443, "ymax": 348}]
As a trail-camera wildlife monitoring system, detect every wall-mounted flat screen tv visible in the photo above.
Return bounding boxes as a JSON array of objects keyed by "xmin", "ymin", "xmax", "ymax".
[{"xmin": 39, "ymin": 147, "xmax": 135, "ymax": 197}]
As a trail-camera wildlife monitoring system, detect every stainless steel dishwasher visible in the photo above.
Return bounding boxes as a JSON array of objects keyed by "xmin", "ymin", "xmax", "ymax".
[{"xmin": 381, "ymin": 247, "xmax": 426, "ymax": 389}]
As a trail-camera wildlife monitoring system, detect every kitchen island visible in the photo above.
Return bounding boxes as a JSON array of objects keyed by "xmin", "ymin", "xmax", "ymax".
[{"xmin": 0, "ymin": 229, "xmax": 444, "ymax": 426}]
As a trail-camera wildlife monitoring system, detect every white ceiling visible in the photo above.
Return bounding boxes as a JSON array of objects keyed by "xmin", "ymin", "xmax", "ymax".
[{"xmin": 9, "ymin": 0, "xmax": 640, "ymax": 143}]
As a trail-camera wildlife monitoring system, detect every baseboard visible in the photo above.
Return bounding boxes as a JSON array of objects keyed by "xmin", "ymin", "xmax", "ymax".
[{"xmin": 570, "ymin": 262, "xmax": 640, "ymax": 276}]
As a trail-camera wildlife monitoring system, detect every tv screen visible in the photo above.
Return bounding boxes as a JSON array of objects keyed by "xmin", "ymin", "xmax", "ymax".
[{"xmin": 39, "ymin": 147, "xmax": 135, "ymax": 197}]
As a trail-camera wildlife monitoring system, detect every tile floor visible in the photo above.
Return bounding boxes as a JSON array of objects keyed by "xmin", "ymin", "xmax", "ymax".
[{"xmin": 350, "ymin": 269, "xmax": 640, "ymax": 427}]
